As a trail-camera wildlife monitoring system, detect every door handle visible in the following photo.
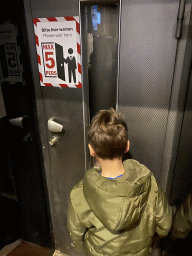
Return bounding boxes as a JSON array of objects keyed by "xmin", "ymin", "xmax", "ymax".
[
  {"xmin": 48, "ymin": 119, "xmax": 63, "ymax": 133},
  {"xmin": 48, "ymin": 118, "xmax": 63, "ymax": 146}
]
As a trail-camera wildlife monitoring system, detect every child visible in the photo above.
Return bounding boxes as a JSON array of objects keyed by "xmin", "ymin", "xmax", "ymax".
[{"xmin": 67, "ymin": 108, "xmax": 172, "ymax": 256}]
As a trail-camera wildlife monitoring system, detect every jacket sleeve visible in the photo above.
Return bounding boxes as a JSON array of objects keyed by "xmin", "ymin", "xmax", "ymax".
[
  {"xmin": 67, "ymin": 198, "xmax": 87, "ymax": 251},
  {"xmin": 155, "ymin": 185, "xmax": 172, "ymax": 238},
  {"xmin": 171, "ymin": 193, "xmax": 192, "ymax": 239}
]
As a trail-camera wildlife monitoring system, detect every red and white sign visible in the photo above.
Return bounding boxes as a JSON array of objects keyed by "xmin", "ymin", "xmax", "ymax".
[{"xmin": 33, "ymin": 17, "xmax": 81, "ymax": 88}]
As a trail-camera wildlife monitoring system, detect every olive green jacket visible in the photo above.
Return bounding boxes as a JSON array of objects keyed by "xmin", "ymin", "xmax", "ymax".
[
  {"xmin": 171, "ymin": 193, "xmax": 192, "ymax": 239},
  {"xmin": 67, "ymin": 159, "xmax": 172, "ymax": 256}
]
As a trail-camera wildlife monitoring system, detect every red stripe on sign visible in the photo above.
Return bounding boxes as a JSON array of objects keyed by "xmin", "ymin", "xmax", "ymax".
[
  {"xmin": 35, "ymin": 35, "xmax": 39, "ymax": 46},
  {"xmin": 76, "ymin": 21, "xmax": 80, "ymax": 34},
  {"xmin": 47, "ymin": 17, "xmax": 58, "ymax": 22},
  {"xmin": 33, "ymin": 18, "xmax": 41, "ymax": 26},
  {"xmin": 76, "ymin": 82, "xmax": 82, "ymax": 88},
  {"xmin": 78, "ymin": 63, "xmax": 81, "ymax": 74},
  {"xmin": 59, "ymin": 84, "xmax": 69, "ymax": 87},
  {"xmin": 77, "ymin": 43, "xmax": 81, "ymax": 54},
  {"xmin": 39, "ymin": 72, "xmax": 43, "ymax": 82},
  {"xmin": 64, "ymin": 16, "xmax": 75, "ymax": 21},
  {"xmin": 37, "ymin": 54, "xmax": 41, "ymax": 65},
  {"xmin": 44, "ymin": 83, "xmax": 53, "ymax": 87}
]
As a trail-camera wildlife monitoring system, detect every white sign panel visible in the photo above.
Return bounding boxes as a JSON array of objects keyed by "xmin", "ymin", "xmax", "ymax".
[{"xmin": 34, "ymin": 17, "xmax": 81, "ymax": 88}]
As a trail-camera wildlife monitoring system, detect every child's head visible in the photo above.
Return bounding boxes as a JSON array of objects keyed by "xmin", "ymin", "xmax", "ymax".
[{"xmin": 88, "ymin": 108, "xmax": 128, "ymax": 160}]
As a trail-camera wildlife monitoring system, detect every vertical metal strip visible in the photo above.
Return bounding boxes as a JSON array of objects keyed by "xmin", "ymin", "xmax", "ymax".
[
  {"xmin": 79, "ymin": 1, "xmax": 90, "ymax": 172},
  {"xmin": 116, "ymin": 0, "xmax": 122, "ymax": 111}
]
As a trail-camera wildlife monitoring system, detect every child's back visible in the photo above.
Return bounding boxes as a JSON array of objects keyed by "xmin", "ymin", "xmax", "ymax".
[{"xmin": 67, "ymin": 109, "xmax": 172, "ymax": 255}]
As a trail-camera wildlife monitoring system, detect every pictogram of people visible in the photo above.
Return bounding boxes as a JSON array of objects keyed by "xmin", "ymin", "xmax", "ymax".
[{"xmin": 64, "ymin": 48, "xmax": 77, "ymax": 83}]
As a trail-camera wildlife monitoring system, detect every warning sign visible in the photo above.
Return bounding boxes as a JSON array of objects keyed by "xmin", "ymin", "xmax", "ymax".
[{"xmin": 34, "ymin": 17, "xmax": 81, "ymax": 88}]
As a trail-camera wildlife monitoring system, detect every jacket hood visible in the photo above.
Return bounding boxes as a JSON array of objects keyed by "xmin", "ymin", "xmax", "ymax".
[{"xmin": 83, "ymin": 159, "xmax": 151, "ymax": 232}]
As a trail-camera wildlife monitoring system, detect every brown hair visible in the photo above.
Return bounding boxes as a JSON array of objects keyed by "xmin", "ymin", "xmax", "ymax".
[{"xmin": 88, "ymin": 108, "xmax": 128, "ymax": 160}]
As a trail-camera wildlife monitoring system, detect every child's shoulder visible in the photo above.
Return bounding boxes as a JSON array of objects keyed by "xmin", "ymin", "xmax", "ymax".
[
  {"xmin": 70, "ymin": 167, "xmax": 100, "ymax": 195},
  {"xmin": 70, "ymin": 179, "xmax": 83, "ymax": 195},
  {"xmin": 69, "ymin": 179, "xmax": 91, "ymax": 213},
  {"xmin": 69, "ymin": 179, "xmax": 84, "ymax": 205}
]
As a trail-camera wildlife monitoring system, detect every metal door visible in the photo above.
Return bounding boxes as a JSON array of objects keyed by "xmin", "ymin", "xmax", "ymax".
[
  {"xmin": 118, "ymin": 0, "xmax": 180, "ymax": 182},
  {"xmin": 170, "ymin": 62, "xmax": 192, "ymax": 205},
  {"xmin": 55, "ymin": 43, "xmax": 66, "ymax": 81},
  {"xmin": 24, "ymin": 0, "xmax": 86, "ymax": 255}
]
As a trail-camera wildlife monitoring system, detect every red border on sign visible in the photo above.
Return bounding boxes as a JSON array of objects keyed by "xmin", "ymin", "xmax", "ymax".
[{"xmin": 34, "ymin": 17, "xmax": 82, "ymax": 88}]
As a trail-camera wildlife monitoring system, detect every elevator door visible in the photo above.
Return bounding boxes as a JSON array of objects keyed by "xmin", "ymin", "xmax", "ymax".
[
  {"xmin": 118, "ymin": 0, "xmax": 180, "ymax": 182},
  {"xmin": 25, "ymin": 0, "xmax": 183, "ymax": 255}
]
